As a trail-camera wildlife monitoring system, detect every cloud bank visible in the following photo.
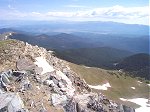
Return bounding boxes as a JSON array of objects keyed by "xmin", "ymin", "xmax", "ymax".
[{"xmin": 0, "ymin": 5, "xmax": 149, "ymax": 25}]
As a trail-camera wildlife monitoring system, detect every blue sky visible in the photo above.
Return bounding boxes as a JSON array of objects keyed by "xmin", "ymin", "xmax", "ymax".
[{"xmin": 0, "ymin": 0, "xmax": 149, "ymax": 25}]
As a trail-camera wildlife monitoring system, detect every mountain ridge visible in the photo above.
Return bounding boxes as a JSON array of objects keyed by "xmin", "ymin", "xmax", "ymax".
[
  {"xmin": 0, "ymin": 39, "xmax": 135, "ymax": 112},
  {"xmin": 55, "ymin": 47, "xmax": 133, "ymax": 69}
]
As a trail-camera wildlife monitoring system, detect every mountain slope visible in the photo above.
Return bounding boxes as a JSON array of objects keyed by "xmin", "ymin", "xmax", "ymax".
[
  {"xmin": 0, "ymin": 39, "xmax": 136, "ymax": 112},
  {"xmin": 55, "ymin": 47, "xmax": 133, "ymax": 69},
  {"xmin": 69, "ymin": 62, "xmax": 149, "ymax": 110},
  {"xmin": 116, "ymin": 53, "xmax": 150, "ymax": 80}
]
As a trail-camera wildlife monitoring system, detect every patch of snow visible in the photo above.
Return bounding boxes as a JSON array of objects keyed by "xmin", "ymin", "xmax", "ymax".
[
  {"xmin": 34, "ymin": 57, "xmax": 55, "ymax": 74},
  {"xmin": 120, "ymin": 98, "xmax": 150, "ymax": 112},
  {"xmin": 119, "ymin": 69, "xmax": 123, "ymax": 72},
  {"xmin": 119, "ymin": 98, "xmax": 127, "ymax": 101},
  {"xmin": 131, "ymin": 87, "xmax": 135, "ymax": 89},
  {"xmin": 82, "ymin": 65, "xmax": 91, "ymax": 68},
  {"xmin": 44, "ymin": 80, "xmax": 54, "ymax": 86},
  {"xmin": 147, "ymin": 84, "xmax": 150, "ymax": 87},
  {"xmin": 137, "ymin": 81, "xmax": 142, "ymax": 83},
  {"xmin": 48, "ymin": 50, "xmax": 53, "ymax": 53},
  {"xmin": 36, "ymin": 86, "xmax": 40, "ymax": 90},
  {"xmin": 88, "ymin": 82, "xmax": 111, "ymax": 90},
  {"xmin": 113, "ymin": 63, "xmax": 118, "ymax": 66},
  {"xmin": 85, "ymin": 66, "xmax": 91, "ymax": 68},
  {"xmin": 9, "ymin": 33, "xmax": 12, "ymax": 36}
]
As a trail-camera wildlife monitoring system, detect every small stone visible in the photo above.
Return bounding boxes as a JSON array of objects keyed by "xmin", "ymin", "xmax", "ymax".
[
  {"xmin": 43, "ymin": 80, "xmax": 54, "ymax": 86},
  {"xmin": 58, "ymin": 82, "xmax": 64, "ymax": 88},
  {"xmin": 52, "ymin": 78, "xmax": 59, "ymax": 85}
]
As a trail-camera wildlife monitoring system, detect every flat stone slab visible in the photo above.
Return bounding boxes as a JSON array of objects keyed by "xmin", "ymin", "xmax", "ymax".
[{"xmin": 17, "ymin": 58, "xmax": 36, "ymax": 71}]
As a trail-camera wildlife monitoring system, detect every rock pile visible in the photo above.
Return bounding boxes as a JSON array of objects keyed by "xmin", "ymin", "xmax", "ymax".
[{"xmin": 0, "ymin": 39, "xmax": 135, "ymax": 112}]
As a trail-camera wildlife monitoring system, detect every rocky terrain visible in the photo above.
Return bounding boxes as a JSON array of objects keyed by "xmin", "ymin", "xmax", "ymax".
[{"xmin": 0, "ymin": 38, "xmax": 135, "ymax": 112}]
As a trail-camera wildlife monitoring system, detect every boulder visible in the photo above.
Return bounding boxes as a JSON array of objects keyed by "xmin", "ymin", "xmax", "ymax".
[
  {"xmin": 20, "ymin": 77, "xmax": 32, "ymax": 92},
  {"xmin": 63, "ymin": 99, "xmax": 77, "ymax": 112},
  {"xmin": 16, "ymin": 58, "xmax": 36, "ymax": 71},
  {"xmin": 0, "ymin": 93, "xmax": 26, "ymax": 112},
  {"xmin": 122, "ymin": 105, "xmax": 135, "ymax": 112},
  {"xmin": 0, "ymin": 88, "xmax": 4, "ymax": 94},
  {"xmin": 3, "ymin": 70, "xmax": 13, "ymax": 78},
  {"xmin": 1, "ymin": 73, "xmax": 10, "ymax": 84},
  {"xmin": 51, "ymin": 94, "xmax": 68, "ymax": 106}
]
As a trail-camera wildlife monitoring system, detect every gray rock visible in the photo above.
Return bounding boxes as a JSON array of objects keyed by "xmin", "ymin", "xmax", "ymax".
[
  {"xmin": 1, "ymin": 73, "xmax": 10, "ymax": 84},
  {"xmin": 63, "ymin": 99, "xmax": 77, "ymax": 112},
  {"xmin": 3, "ymin": 70, "xmax": 13, "ymax": 78},
  {"xmin": 16, "ymin": 58, "xmax": 36, "ymax": 71},
  {"xmin": 20, "ymin": 77, "xmax": 32, "ymax": 92},
  {"xmin": 39, "ymin": 108, "xmax": 47, "ymax": 112},
  {"xmin": 51, "ymin": 94, "xmax": 68, "ymax": 106},
  {"xmin": 0, "ymin": 93, "xmax": 26, "ymax": 112},
  {"xmin": 123, "ymin": 105, "xmax": 135, "ymax": 112},
  {"xmin": 13, "ymin": 71, "xmax": 26, "ymax": 77},
  {"xmin": 43, "ymin": 80, "xmax": 54, "ymax": 86},
  {"xmin": 52, "ymin": 78, "xmax": 59, "ymax": 85},
  {"xmin": 58, "ymin": 82, "xmax": 65, "ymax": 88},
  {"xmin": 0, "ymin": 88, "xmax": 4, "ymax": 94},
  {"xmin": 53, "ymin": 86, "xmax": 61, "ymax": 94},
  {"xmin": 17, "ymin": 108, "xmax": 29, "ymax": 112}
]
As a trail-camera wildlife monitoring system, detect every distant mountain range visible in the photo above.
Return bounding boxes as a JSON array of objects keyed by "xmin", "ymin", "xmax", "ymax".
[
  {"xmin": 0, "ymin": 30, "xmax": 147, "ymax": 53},
  {"xmin": 9, "ymin": 33, "xmax": 104, "ymax": 50},
  {"xmin": 0, "ymin": 21, "xmax": 149, "ymax": 35}
]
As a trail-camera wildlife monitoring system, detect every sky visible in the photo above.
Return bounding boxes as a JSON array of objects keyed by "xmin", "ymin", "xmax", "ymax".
[{"xmin": 0, "ymin": 0, "xmax": 149, "ymax": 25}]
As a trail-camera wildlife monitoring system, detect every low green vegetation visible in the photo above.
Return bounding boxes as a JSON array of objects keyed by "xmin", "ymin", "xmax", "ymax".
[
  {"xmin": 0, "ymin": 39, "xmax": 15, "ymax": 47},
  {"xmin": 69, "ymin": 63, "xmax": 149, "ymax": 108}
]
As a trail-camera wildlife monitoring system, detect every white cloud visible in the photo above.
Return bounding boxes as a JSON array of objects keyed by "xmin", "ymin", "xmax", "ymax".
[
  {"xmin": 64, "ymin": 5, "xmax": 87, "ymax": 8},
  {"xmin": 8, "ymin": 4, "xmax": 15, "ymax": 10},
  {"xmin": 0, "ymin": 5, "xmax": 149, "ymax": 25},
  {"xmin": 46, "ymin": 11, "xmax": 73, "ymax": 17},
  {"xmin": 89, "ymin": 5, "xmax": 149, "ymax": 19},
  {"xmin": 32, "ymin": 12, "xmax": 41, "ymax": 15},
  {"xmin": 45, "ymin": 5, "xmax": 149, "ymax": 25}
]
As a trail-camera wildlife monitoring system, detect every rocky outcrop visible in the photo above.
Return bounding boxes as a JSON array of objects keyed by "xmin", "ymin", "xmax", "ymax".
[
  {"xmin": 0, "ymin": 32, "xmax": 13, "ymax": 41},
  {"xmin": 63, "ymin": 93, "xmax": 135, "ymax": 112},
  {"xmin": 0, "ymin": 39, "xmax": 135, "ymax": 112}
]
